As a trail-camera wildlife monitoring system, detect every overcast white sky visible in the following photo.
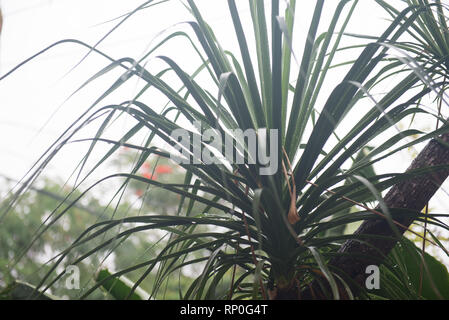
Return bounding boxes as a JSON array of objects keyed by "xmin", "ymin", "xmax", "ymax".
[
  {"xmin": 0, "ymin": 0, "xmax": 448, "ymax": 264},
  {"xmin": 0, "ymin": 0, "xmax": 388, "ymax": 179}
]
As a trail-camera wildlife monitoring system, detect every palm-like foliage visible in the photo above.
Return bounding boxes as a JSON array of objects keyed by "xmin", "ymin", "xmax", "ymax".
[{"xmin": 2, "ymin": 0, "xmax": 449, "ymax": 299}]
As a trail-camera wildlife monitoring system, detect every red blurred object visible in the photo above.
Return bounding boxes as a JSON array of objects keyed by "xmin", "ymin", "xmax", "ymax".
[
  {"xmin": 155, "ymin": 165, "xmax": 173, "ymax": 174},
  {"xmin": 143, "ymin": 172, "xmax": 157, "ymax": 180}
]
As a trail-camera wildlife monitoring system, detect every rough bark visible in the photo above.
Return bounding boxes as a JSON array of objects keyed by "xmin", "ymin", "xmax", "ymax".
[{"xmin": 298, "ymin": 132, "xmax": 449, "ymax": 299}]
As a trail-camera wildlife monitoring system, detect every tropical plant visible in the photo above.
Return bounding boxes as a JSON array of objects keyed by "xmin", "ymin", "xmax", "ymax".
[{"xmin": 1, "ymin": 0, "xmax": 449, "ymax": 300}]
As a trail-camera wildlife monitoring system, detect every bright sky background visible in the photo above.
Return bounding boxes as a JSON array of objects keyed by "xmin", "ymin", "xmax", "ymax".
[
  {"xmin": 0, "ymin": 0, "xmax": 389, "ymax": 181},
  {"xmin": 0, "ymin": 0, "xmax": 448, "ymax": 265}
]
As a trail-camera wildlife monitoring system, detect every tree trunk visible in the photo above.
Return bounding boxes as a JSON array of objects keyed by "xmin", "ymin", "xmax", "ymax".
[{"xmin": 299, "ymin": 132, "xmax": 449, "ymax": 299}]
